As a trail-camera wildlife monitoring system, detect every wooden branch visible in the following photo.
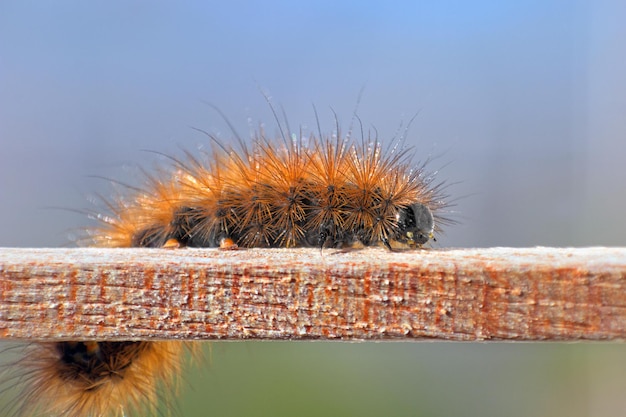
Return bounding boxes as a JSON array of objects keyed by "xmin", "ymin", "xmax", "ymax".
[{"xmin": 0, "ymin": 247, "xmax": 625, "ymax": 342}]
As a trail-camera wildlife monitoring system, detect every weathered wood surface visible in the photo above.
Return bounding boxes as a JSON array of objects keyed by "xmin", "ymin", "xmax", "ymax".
[{"xmin": 0, "ymin": 247, "xmax": 624, "ymax": 341}]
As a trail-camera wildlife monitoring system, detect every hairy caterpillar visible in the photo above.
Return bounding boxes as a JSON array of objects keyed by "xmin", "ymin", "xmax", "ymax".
[
  {"xmin": 2, "ymin": 342, "xmax": 188, "ymax": 416},
  {"xmin": 2, "ymin": 106, "xmax": 451, "ymax": 417},
  {"xmin": 91, "ymin": 111, "xmax": 450, "ymax": 251}
]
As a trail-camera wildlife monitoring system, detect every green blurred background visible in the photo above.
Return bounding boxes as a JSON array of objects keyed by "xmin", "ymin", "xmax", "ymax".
[{"xmin": 1, "ymin": 1, "xmax": 626, "ymax": 416}]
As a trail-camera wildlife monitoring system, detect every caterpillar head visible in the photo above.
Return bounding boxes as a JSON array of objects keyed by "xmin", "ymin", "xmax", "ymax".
[{"xmin": 395, "ymin": 202, "xmax": 435, "ymax": 247}]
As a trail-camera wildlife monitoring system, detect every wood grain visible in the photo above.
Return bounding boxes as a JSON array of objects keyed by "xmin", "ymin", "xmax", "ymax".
[{"xmin": 0, "ymin": 247, "xmax": 624, "ymax": 341}]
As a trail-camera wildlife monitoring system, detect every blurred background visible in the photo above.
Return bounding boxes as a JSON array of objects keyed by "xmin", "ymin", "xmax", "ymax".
[{"xmin": 1, "ymin": 1, "xmax": 625, "ymax": 416}]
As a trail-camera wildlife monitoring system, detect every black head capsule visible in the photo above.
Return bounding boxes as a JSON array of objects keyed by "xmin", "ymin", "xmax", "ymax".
[{"xmin": 395, "ymin": 202, "xmax": 435, "ymax": 247}]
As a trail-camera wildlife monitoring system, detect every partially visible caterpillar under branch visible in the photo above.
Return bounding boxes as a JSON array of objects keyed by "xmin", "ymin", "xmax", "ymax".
[{"xmin": 1, "ymin": 341, "xmax": 190, "ymax": 417}]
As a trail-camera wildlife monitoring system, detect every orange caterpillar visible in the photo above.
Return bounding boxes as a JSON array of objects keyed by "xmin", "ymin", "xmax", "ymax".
[
  {"xmin": 3, "ymin": 341, "xmax": 187, "ymax": 416},
  {"xmin": 92, "ymin": 124, "xmax": 450, "ymax": 251},
  {"xmin": 3, "ymin": 111, "xmax": 450, "ymax": 417}
]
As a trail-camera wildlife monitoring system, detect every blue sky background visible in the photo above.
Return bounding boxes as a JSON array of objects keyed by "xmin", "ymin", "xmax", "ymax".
[
  {"xmin": 2, "ymin": 1, "xmax": 625, "ymax": 248},
  {"xmin": 1, "ymin": 1, "xmax": 626, "ymax": 416}
]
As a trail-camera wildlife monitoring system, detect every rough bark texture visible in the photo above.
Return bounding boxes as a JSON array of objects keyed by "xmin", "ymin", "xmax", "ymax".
[{"xmin": 0, "ymin": 247, "xmax": 624, "ymax": 341}]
